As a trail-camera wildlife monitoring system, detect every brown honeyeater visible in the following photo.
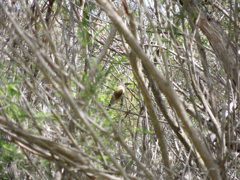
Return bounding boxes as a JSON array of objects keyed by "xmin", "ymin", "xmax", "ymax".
[{"xmin": 108, "ymin": 83, "xmax": 131, "ymax": 107}]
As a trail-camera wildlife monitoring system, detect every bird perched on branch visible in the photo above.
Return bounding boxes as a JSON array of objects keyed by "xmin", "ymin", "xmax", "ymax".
[{"xmin": 108, "ymin": 83, "xmax": 131, "ymax": 107}]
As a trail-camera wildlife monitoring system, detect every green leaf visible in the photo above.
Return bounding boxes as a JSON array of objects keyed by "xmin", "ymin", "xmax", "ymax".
[{"xmin": 7, "ymin": 84, "xmax": 19, "ymax": 97}]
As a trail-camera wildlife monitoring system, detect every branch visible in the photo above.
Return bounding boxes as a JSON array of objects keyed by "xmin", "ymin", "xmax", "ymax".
[{"xmin": 95, "ymin": 0, "xmax": 221, "ymax": 179}]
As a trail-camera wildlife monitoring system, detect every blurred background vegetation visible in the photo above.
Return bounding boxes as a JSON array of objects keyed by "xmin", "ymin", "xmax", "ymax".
[{"xmin": 0, "ymin": 0, "xmax": 239, "ymax": 179}]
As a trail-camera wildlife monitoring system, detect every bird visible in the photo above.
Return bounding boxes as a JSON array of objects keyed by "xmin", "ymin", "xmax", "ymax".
[{"xmin": 108, "ymin": 83, "xmax": 131, "ymax": 107}]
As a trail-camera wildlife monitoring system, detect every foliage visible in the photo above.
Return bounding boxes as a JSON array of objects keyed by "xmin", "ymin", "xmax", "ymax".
[{"xmin": 0, "ymin": 0, "xmax": 239, "ymax": 179}]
